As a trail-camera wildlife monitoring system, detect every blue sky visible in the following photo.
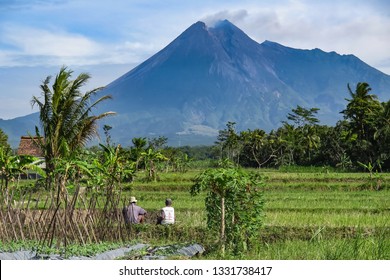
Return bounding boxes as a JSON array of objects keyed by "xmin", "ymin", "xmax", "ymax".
[{"xmin": 0, "ymin": 0, "xmax": 389, "ymax": 119}]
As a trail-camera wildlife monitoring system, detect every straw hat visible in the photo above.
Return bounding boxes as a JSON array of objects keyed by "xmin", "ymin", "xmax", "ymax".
[{"xmin": 130, "ymin": 196, "xmax": 137, "ymax": 203}]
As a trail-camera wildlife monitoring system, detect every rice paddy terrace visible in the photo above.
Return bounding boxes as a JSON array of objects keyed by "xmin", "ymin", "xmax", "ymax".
[
  {"xmin": 129, "ymin": 168, "xmax": 390, "ymax": 259},
  {"xmin": 1, "ymin": 167, "xmax": 389, "ymax": 259}
]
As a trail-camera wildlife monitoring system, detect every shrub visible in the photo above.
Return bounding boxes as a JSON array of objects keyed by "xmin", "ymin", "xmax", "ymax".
[{"xmin": 191, "ymin": 165, "xmax": 265, "ymax": 255}]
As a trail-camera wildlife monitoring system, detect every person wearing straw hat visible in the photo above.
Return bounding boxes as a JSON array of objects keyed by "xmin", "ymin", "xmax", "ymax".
[{"xmin": 123, "ymin": 196, "xmax": 147, "ymax": 224}]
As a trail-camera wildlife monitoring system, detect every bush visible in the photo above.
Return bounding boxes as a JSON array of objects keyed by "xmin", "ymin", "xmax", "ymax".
[{"xmin": 191, "ymin": 165, "xmax": 265, "ymax": 255}]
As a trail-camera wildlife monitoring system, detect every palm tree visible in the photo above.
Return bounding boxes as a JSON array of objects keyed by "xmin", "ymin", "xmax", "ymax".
[
  {"xmin": 374, "ymin": 101, "xmax": 390, "ymax": 139},
  {"xmin": 240, "ymin": 129, "xmax": 270, "ymax": 168},
  {"xmin": 300, "ymin": 125, "xmax": 320, "ymax": 162},
  {"xmin": 216, "ymin": 122, "xmax": 241, "ymax": 163},
  {"xmin": 31, "ymin": 66, "xmax": 115, "ymax": 191},
  {"xmin": 341, "ymin": 82, "xmax": 381, "ymax": 141},
  {"xmin": 374, "ymin": 100, "xmax": 390, "ymax": 167},
  {"xmin": 341, "ymin": 82, "xmax": 383, "ymax": 164},
  {"xmin": 131, "ymin": 137, "xmax": 147, "ymax": 169}
]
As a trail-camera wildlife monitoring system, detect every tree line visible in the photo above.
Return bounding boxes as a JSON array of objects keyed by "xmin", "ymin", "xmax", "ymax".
[{"xmin": 214, "ymin": 82, "xmax": 390, "ymax": 171}]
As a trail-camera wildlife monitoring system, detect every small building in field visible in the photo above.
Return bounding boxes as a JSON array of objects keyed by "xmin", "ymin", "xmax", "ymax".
[
  {"xmin": 16, "ymin": 136, "xmax": 45, "ymax": 178},
  {"xmin": 17, "ymin": 136, "xmax": 44, "ymax": 158}
]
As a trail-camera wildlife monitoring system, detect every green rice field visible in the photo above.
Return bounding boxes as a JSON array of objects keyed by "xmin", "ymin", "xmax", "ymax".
[
  {"xmin": 2, "ymin": 168, "xmax": 389, "ymax": 259},
  {"xmin": 123, "ymin": 168, "xmax": 390, "ymax": 259}
]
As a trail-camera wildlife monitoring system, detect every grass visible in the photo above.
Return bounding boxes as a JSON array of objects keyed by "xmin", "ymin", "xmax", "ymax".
[{"xmin": 249, "ymin": 237, "xmax": 390, "ymax": 260}]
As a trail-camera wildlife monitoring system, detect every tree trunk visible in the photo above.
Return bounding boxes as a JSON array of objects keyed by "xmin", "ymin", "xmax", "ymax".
[{"xmin": 220, "ymin": 196, "xmax": 225, "ymax": 255}]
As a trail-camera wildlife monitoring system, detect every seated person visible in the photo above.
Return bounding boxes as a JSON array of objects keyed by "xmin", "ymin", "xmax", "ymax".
[
  {"xmin": 123, "ymin": 196, "xmax": 147, "ymax": 224},
  {"xmin": 157, "ymin": 198, "xmax": 175, "ymax": 225}
]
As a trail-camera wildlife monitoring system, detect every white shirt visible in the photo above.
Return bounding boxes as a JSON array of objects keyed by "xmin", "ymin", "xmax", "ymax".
[{"xmin": 161, "ymin": 206, "xmax": 175, "ymax": 225}]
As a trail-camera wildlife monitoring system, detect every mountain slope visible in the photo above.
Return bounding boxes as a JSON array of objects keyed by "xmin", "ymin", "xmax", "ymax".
[
  {"xmin": 97, "ymin": 19, "xmax": 390, "ymax": 145},
  {"xmin": 2, "ymin": 20, "xmax": 390, "ymax": 147}
]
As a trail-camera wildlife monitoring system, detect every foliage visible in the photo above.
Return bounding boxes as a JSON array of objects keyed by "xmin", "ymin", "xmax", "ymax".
[
  {"xmin": 103, "ymin": 124, "xmax": 113, "ymax": 146},
  {"xmin": 129, "ymin": 137, "xmax": 147, "ymax": 169},
  {"xmin": 31, "ymin": 66, "xmax": 115, "ymax": 191},
  {"xmin": 215, "ymin": 122, "xmax": 241, "ymax": 163},
  {"xmin": 0, "ymin": 146, "xmax": 41, "ymax": 191},
  {"xmin": 341, "ymin": 82, "xmax": 384, "ymax": 167},
  {"xmin": 0, "ymin": 128, "xmax": 11, "ymax": 152},
  {"xmin": 162, "ymin": 148, "xmax": 192, "ymax": 173},
  {"xmin": 287, "ymin": 105, "xmax": 320, "ymax": 127},
  {"xmin": 87, "ymin": 144, "xmax": 135, "ymax": 193},
  {"xmin": 357, "ymin": 161, "xmax": 384, "ymax": 190},
  {"xmin": 139, "ymin": 148, "xmax": 168, "ymax": 182},
  {"xmin": 191, "ymin": 165, "xmax": 265, "ymax": 255},
  {"xmin": 240, "ymin": 129, "xmax": 275, "ymax": 168},
  {"xmin": 341, "ymin": 83, "xmax": 381, "ymax": 141},
  {"xmin": 202, "ymin": 82, "xmax": 390, "ymax": 171},
  {"xmin": 148, "ymin": 136, "xmax": 168, "ymax": 150},
  {"xmin": 29, "ymin": 66, "xmax": 115, "ymax": 249}
]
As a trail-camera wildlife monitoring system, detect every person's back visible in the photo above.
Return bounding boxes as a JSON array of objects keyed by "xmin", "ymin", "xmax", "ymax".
[
  {"xmin": 161, "ymin": 205, "xmax": 175, "ymax": 225},
  {"xmin": 123, "ymin": 196, "xmax": 147, "ymax": 224},
  {"xmin": 158, "ymin": 198, "xmax": 175, "ymax": 225}
]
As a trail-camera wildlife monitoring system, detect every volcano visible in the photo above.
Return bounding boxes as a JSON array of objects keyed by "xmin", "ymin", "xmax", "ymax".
[
  {"xmin": 97, "ymin": 19, "xmax": 390, "ymax": 145},
  {"xmin": 2, "ymin": 20, "xmax": 390, "ymax": 147}
]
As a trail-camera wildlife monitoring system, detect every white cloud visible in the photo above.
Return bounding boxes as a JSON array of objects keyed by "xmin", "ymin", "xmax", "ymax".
[
  {"xmin": 2, "ymin": 0, "xmax": 387, "ymax": 73},
  {"xmin": 200, "ymin": 1, "xmax": 390, "ymax": 74},
  {"xmin": 202, "ymin": 9, "xmax": 249, "ymax": 26},
  {"xmin": 6, "ymin": 27, "xmax": 100, "ymax": 57},
  {"xmin": 0, "ymin": 24, "xmax": 158, "ymax": 67},
  {"xmin": 1, "ymin": 24, "xmax": 101, "ymax": 64}
]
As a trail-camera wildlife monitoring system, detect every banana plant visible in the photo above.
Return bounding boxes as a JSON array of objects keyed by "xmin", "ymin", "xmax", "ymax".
[
  {"xmin": 87, "ymin": 144, "xmax": 135, "ymax": 193},
  {"xmin": 0, "ymin": 146, "xmax": 42, "ymax": 191},
  {"xmin": 140, "ymin": 148, "xmax": 168, "ymax": 182}
]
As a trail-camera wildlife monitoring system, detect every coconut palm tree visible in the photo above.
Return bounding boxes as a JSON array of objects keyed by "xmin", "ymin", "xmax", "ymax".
[
  {"xmin": 341, "ymin": 82, "xmax": 383, "ymax": 165},
  {"xmin": 341, "ymin": 82, "xmax": 381, "ymax": 141},
  {"xmin": 374, "ymin": 100, "xmax": 390, "ymax": 168},
  {"xmin": 31, "ymin": 66, "xmax": 115, "ymax": 191},
  {"xmin": 131, "ymin": 137, "xmax": 147, "ymax": 169}
]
